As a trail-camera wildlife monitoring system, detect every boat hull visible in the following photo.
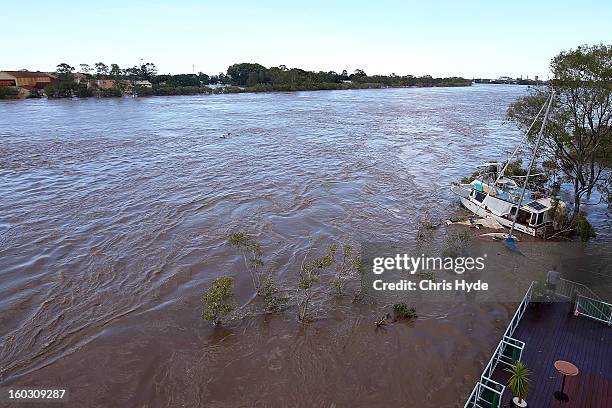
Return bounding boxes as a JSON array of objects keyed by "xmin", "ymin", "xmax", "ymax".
[{"xmin": 459, "ymin": 196, "xmax": 541, "ymax": 237}]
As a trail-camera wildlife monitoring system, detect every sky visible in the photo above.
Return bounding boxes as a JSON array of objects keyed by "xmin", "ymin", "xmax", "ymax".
[{"xmin": 3, "ymin": 0, "xmax": 611, "ymax": 79}]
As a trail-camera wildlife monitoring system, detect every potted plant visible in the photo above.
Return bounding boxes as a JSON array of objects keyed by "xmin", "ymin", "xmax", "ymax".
[{"xmin": 505, "ymin": 361, "xmax": 530, "ymax": 407}]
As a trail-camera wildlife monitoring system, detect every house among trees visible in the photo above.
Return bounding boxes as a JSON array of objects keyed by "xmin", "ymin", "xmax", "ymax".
[{"xmin": 0, "ymin": 70, "xmax": 56, "ymax": 96}]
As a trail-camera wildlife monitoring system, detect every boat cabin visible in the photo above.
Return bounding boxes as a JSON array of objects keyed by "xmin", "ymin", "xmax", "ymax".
[{"xmin": 453, "ymin": 177, "xmax": 558, "ymax": 237}]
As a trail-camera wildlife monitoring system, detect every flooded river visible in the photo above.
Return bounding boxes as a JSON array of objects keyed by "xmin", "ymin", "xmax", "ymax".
[{"xmin": 0, "ymin": 85, "xmax": 609, "ymax": 407}]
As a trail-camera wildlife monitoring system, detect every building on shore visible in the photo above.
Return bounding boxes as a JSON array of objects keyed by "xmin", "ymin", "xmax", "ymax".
[
  {"xmin": 0, "ymin": 71, "xmax": 57, "ymax": 96},
  {"xmin": 134, "ymin": 80, "xmax": 152, "ymax": 88}
]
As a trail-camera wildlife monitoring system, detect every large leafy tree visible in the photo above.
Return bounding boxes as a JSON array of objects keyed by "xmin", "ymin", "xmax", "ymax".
[
  {"xmin": 226, "ymin": 63, "xmax": 268, "ymax": 86},
  {"xmin": 94, "ymin": 62, "xmax": 109, "ymax": 78},
  {"xmin": 507, "ymin": 44, "xmax": 612, "ymax": 226},
  {"xmin": 139, "ymin": 62, "xmax": 157, "ymax": 80},
  {"xmin": 56, "ymin": 63, "xmax": 75, "ymax": 79},
  {"xmin": 109, "ymin": 63, "xmax": 122, "ymax": 79}
]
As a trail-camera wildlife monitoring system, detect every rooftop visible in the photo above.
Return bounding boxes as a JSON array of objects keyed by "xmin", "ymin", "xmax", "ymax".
[{"xmin": 0, "ymin": 70, "xmax": 56, "ymax": 79}]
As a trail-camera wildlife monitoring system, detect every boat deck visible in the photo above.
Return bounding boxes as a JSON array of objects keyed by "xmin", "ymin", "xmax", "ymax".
[{"xmin": 492, "ymin": 302, "xmax": 611, "ymax": 407}]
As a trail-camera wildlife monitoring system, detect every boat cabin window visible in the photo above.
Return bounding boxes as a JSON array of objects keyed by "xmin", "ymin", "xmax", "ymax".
[
  {"xmin": 516, "ymin": 209, "xmax": 530, "ymax": 225},
  {"xmin": 530, "ymin": 212, "xmax": 544, "ymax": 226},
  {"xmin": 510, "ymin": 207, "xmax": 517, "ymax": 216},
  {"xmin": 473, "ymin": 191, "xmax": 487, "ymax": 203}
]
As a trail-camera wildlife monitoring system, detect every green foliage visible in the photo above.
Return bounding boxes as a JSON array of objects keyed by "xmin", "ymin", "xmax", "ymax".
[
  {"xmin": 109, "ymin": 63, "xmax": 122, "ymax": 78},
  {"xmin": 505, "ymin": 361, "xmax": 530, "ymax": 402},
  {"xmin": 201, "ymin": 276, "xmax": 235, "ymax": 325},
  {"xmin": 44, "ymin": 60, "xmax": 471, "ymax": 100},
  {"xmin": 576, "ymin": 212, "xmax": 596, "ymax": 242},
  {"xmin": 163, "ymin": 74, "xmax": 201, "ymax": 87},
  {"xmin": 98, "ymin": 87, "xmax": 122, "ymax": 97},
  {"xmin": 461, "ymin": 171, "xmax": 480, "ymax": 184},
  {"xmin": 138, "ymin": 62, "xmax": 157, "ymax": 80},
  {"xmin": 197, "ymin": 72, "xmax": 210, "ymax": 84},
  {"xmin": 507, "ymin": 44, "xmax": 612, "ymax": 229},
  {"xmin": 550, "ymin": 198, "xmax": 568, "ymax": 230},
  {"xmin": 229, "ymin": 232, "xmax": 264, "ymax": 290},
  {"xmin": 332, "ymin": 244, "xmax": 361, "ymax": 296},
  {"xmin": 504, "ymin": 159, "xmax": 527, "ymax": 178},
  {"xmin": 75, "ymin": 83, "xmax": 93, "ymax": 97},
  {"xmin": 225, "ymin": 62, "xmax": 470, "ymax": 89},
  {"xmin": 227, "ymin": 63, "xmax": 269, "ymax": 86},
  {"xmin": 45, "ymin": 81, "xmax": 75, "ymax": 98},
  {"xmin": 226, "ymin": 232, "xmax": 292, "ymax": 315},
  {"xmin": 134, "ymin": 85, "xmax": 155, "ymax": 96},
  {"xmin": 258, "ymin": 276, "xmax": 288, "ymax": 313},
  {"xmin": 0, "ymin": 86, "xmax": 19, "ymax": 99},
  {"xmin": 300, "ymin": 243, "xmax": 336, "ymax": 290},
  {"xmin": 393, "ymin": 303, "xmax": 417, "ymax": 319},
  {"xmin": 94, "ymin": 62, "xmax": 109, "ymax": 78},
  {"xmin": 152, "ymin": 85, "xmax": 212, "ymax": 96},
  {"xmin": 56, "ymin": 62, "xmax": 75, "ymax": 79},
  {"xmin": 298, "ymin": 241, "xmax": 337, "ymax": 321}
]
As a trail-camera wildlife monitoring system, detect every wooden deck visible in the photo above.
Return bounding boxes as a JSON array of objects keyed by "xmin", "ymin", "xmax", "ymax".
[{"xmin": 492, "ymin": 302, "xmax": 611, "ymax": 408}]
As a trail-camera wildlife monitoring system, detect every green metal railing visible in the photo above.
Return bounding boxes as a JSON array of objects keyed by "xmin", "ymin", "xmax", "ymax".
[
  {"xmin": 575, "ymin": 294, "xmax": 612, "ymax": 325},
  {"xmin": 557, "ymin": 278, "xmax": 611, "ymax": 325}
]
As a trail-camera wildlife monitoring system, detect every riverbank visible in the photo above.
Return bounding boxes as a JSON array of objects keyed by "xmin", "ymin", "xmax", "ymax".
[
  {"xmin": 0, "ymin": 79, "xmax": 473, "ymax": 100},
  {"xmin": 0, "ymin": 62, "xmax": 473, "ymax": 99}
]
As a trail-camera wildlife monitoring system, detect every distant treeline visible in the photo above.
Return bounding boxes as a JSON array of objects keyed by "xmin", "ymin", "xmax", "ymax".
[
  {"xmin": 223, "ymin": 63, "xmax": 471, "ymax": 90},
  {"xmin": 39, "ymin": 61, "xmax": 471, "ymax": 98}
]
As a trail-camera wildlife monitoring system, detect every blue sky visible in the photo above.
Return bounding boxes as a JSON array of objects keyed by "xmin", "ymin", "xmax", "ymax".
[{"xmin": 3, "ymin": 0, "xmax": 611, "ymax": 78}]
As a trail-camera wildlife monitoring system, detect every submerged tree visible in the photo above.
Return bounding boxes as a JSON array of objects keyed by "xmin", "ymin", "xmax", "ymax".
[
  {"xmin": 332, "ymin": 244, "xmax": 360, "ymax": 296},
  {"xmin": 298, "ymin": 241, "xmax": 337, "ymax": 321},
  {"xmin": 507, "ymin": 44, "xmax": 612, "ymax": 229},
  {"xmin": 201, "ymin": 276, "xmax": 235, "ymax": 325},
  {"xmin": 258, "ymin": 275, "xmax": 288, "ymax": 313},
  {"xmin": 229, "ymin": 232, "xmax": 264, "ymax": 290},
  {"xmin": 228, "ymin": 232, "xmax": 287, "ymax": 313}
]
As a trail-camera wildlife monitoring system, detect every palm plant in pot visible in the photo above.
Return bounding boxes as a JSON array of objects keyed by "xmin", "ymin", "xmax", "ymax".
[{"xmin": 505, "ymin": 361, "xmax": 530, "ymax": 407}]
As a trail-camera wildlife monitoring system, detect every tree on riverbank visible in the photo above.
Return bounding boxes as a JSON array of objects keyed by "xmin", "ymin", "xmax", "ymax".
[
  {"xmin": 507, "ymin": 44, "xmax": 612, "ymax": 233},
  {"xmin": 38, "ymin": 59, "xmax": 471, "ymax": 99}
]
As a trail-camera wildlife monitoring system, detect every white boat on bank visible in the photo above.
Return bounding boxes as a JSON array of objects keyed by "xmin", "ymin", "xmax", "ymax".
[
  {"xmin": 451, "ymin": 90, "xmax": 567, "ymax": 239},
  {"xmin": 451, "ymin": 162, "xmax": 564, "ymax": 237}
]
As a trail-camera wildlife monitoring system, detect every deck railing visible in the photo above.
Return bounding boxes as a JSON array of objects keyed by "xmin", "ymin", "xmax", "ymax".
[
  {"xmin": 575, "ymin": 294, "xmax": 612, "ymax": 326},
  {"xmin": 556, "ymin": 278, "xmax": 602, "ymax": 302},
  {"xmin": 463, "ymin": 282, "xmax": 533, "ymax": 408},
  {"xmin": 464, "ymin": 278, "xmax": 610, "ymax": 407},
  {"xmin": 556, "ymin": 278, "xmax": 610, "ymax": 325}
]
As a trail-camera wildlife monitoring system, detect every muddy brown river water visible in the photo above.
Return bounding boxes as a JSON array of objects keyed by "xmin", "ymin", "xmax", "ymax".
[{"xmin": 1, "ymin": 85, "xmax": 610, "ymax": 407}]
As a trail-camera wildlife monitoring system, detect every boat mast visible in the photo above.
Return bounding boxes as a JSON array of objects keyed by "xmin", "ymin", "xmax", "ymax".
[
  {"xmin": 472, "ymin": 96, "xmax": 549, "ymax": 217},
  {"xmin": 507, "ymin": 90, "xmax": 555, "ymax": 238}
]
